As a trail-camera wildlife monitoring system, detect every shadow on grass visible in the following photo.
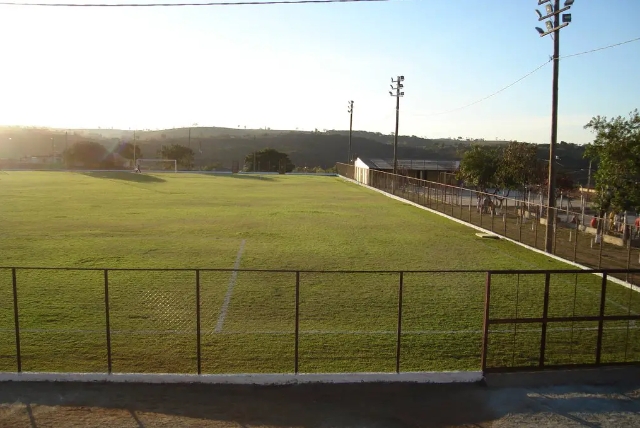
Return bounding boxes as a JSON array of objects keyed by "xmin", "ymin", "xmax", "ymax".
[
  {"xmin": 81, "ymin": 172, "xmax": 165, "ymax": 183},
  {"xmin": 197, "ymin": 173, "xmax": 276, "ymax": 182}
]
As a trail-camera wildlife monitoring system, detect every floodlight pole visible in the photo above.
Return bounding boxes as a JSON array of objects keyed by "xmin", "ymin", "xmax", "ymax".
[
  {"xmin": 390, "ymin": 76, "xmax": 405, "ymax": 175},
  {"xmin": 347, "ymin": 100, "xmax": 354, "ymax": 164},
  {"xmin": 537, "ymin": 0, "xmax": 572, "ymax": 254},
  {"xmin": 133, "ymin": 130, "xmax": 137, "ymax": 167},
  {"xmin": 544, "ymin": 0, "xmax": 561, "ymax": 253}
]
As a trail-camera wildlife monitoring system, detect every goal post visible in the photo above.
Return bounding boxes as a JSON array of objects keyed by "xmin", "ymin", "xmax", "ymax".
[{"xmin": 136, "ymin": 159, "xmax": 177, "ymax": 172}]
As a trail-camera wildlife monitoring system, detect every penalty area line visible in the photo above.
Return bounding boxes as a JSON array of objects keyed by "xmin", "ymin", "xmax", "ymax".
[{"xmin": 215, "ymin": 239, "xmax": 246, "ymax": 332}]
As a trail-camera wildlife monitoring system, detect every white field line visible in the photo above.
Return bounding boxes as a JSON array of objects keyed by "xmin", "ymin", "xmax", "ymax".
[
  {"xmin": 215, "ymin": 239, "xmax": 246, "ymax": 332},
  {"xmin": 2, "ymin": 326, "xmax": 637, "ymax": 335}
]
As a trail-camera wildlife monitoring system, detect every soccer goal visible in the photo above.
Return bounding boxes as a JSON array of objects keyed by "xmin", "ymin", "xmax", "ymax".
[{"xmin": 136, "ymin": 159, "xmax": 177, "ymax": 172}]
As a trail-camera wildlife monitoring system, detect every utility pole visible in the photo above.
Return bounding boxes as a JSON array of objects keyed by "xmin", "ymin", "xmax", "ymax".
[
  {"xmin": 389, "ymin": 76, "xmax": 405, "ymax": 174},
  {"xmin": 188, "ymin": 128, "xmax": 191, "ymax": 149},
  {"xmin": 347, "ymin": 100, "xmax": 354, "ymax": 164},
  {"xmin": 586, "ymin": 159, "xmax": 592, "ymax": 203},
  {"xmin": 65, "ymin": 131, "xmax": 68, "ymax": 152},
  {"xmin": 535, "ymin": 0, "xmax": 574, "ymax": 254},
  {"xmin": 133, "ymin": 130, "xmax": 137, "ymax": 167}
]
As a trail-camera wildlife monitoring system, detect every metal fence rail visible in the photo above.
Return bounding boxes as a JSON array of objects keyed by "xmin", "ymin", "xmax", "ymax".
[
  {"xmin": 337, "ymin": 163, "xmax": 640, "ymax": 287},
  {"xmin": 0, "ymin": 266, "xmax": 638, "ymax": 375},
  {"xmin": 482, "ymin": 270, "xmax": 640, "ymax": 372}
]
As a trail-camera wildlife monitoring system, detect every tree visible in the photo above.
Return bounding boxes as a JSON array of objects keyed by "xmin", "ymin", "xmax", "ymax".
[
  {"xmin": 115, "ymin": 142, "xmax": 142, "ymax": 160},
  {"xmin": 496, "ymin": 141, "xmax": 542, "ymax": 192},
  {"xmin": 159, "ymin": 144, "xmax": 194, "ymax": 169},
  {"xmin": 63, "ymin": 141, "xmax": 111, "ymax": 169},
  {"xmin": 584, "ymin": 110, "xmax": 640, "ymax": 212},
  {"xmin": 456, "ymin": 145, "xmax": 500, "ymax": 191},
  {"xmin": 244, "ymin": 148, "xmax": 295, "ymax": 172}
]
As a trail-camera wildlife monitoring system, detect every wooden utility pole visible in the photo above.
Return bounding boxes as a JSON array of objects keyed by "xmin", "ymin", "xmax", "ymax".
[{"xmin": 347, "ymin": 100, "xmax": 354, "ymax": 164}]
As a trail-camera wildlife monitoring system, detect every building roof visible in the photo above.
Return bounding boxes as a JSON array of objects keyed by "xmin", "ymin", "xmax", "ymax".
[{"xmin": 360, "ymin": 158, "xmax": 459, "ymax": 171}]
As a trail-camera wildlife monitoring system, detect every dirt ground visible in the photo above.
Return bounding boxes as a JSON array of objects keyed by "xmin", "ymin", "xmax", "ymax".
[{"xmin": 0, "ymin": 368, "xmax": 639, "ymax": 427}]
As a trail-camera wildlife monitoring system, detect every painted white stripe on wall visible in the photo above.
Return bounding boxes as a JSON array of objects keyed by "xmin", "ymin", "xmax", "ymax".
[{"xmin": 0, "ymin": 371, "xmax": 482, "ymax": 385}]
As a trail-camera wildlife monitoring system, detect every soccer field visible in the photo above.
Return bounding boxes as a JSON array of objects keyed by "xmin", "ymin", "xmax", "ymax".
[{"xmin": 0, "ymin": 171, "xmax": 638, "ymax": 374}]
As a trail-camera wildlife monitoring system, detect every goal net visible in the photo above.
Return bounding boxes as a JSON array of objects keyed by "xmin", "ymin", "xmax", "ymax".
[{"xmin": 136, "ymin": 159, "xmax": 177, "ymax": 172}]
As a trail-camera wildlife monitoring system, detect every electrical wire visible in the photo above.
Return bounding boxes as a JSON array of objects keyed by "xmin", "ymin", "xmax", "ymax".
[
  {"xmin": 408, "ymin": 60, "xmax": 552, "ymax": 117},
  {"xmin": 0, "ymin": 0, "xmax": 404, "ymax": 6},
  {"xmin": 408, "ymin": 36, "xmax": 640, "ymax": 118},
  {"xmin": 559, "ymin": 36, "xmax": 640, "ymax": 59}
]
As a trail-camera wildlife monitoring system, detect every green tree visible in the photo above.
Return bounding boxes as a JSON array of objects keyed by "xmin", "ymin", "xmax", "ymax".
[
  {"xmin": 63, "ymin": 141, "xmax": 111, "ymax": 169},
  {"xmin": 456, "ymin": 145, "xmax": 500, "ymax": 192},
  {"xmin": 116, "ymin": 142, "xmax": 142, "ymax": 160},
  {"xmin": 584, "ymin": 110, "xmax": 640, "ymax": 212},
  {"xmin": 159, "ymin": 144, "xmax": 194, "ymax": 170},
  {"xmin": 496, "ymin": 141, "xmax": 542, "ymax": 192},
  {"xmin": 244, "ymin": 148, "xmax": 295, "ymax": 172}
]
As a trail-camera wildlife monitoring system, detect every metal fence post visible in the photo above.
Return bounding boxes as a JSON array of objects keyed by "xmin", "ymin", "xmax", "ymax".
[
  {"xmin": 196, "ymin": 269, "xmax": 201, "ymax": 375},
  {"xmin": 626, "ymin": 227, "xmax": 632, "ymax": 283},
  {"xmin": 553, "ymin": 209, "xmax": 558, "ymax": 255},
  {"xmin": 481, "ymin": 272, "xmax": 492, "ymax": 372},
  {"xmin": 295, "ymin": 271, "xmax": 300, "ymax": 374},
  {"xmin": 104, "ymin": 269, "xmax": 112, "ymax": 374},
  {"xmin": 595, "ymin": 272, "xmax": 608, "ymax": 365},
  {"xmin": 573, "ymin": 225, "xmax": 579, "ymax": 263},
  {"xmin": 459, "ymin": 188, "xmax": 463, "ymax": 219},
  {"xmin": 504, "ymin": 198, "xmax": 508, "ymax": 237},
  {"xmin": 491, "ymin": 207, "xmax": 494, "ymax": 232},
  {"xmin": 469, "ymin": 190, "xmax": 472, "ymax": 223},
  {"xmin": 518, "ymin": 209, "xmax": 523, "ymax": 242},
  {"xmin": 396, "ymin": 272, "xmax": 404, "ymax": 374},
  {"xmin": 598, "ymin": 217, "xmax": 604, "ymax": 269},
  {"xmin": 12, "ymin": 268, "xmax": 21, "ymax": 373},
  {"xmin": 539, "ymin": 273, "xmax": 551, "ymax": 367}
]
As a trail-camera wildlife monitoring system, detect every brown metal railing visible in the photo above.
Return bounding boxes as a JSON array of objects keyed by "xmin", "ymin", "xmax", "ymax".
[
  {"xmin": 1, "ymin": 266, "xmax": 639, "ymax": 375},
  {"xmin": 337, "ymin": 163, "xmax": 640, "ymax": 287},
  {"xmin": 482, "ymin": 269, "xmax": 640, "ymax": 372}
]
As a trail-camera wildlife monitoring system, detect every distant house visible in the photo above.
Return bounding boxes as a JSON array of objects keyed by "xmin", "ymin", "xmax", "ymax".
[{"xmin": 354, "ymin": 157, "xmax": 459, "ymax": 185}]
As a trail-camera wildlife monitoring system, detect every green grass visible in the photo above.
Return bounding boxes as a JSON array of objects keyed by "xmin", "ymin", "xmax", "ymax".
[{"xmin": 0, "ymin": 171, "xmax": 638, "ymax": 374}]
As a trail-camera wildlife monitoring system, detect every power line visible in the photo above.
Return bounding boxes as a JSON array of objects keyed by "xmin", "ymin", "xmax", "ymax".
[
  {"xmin": 559, "ymin": 36, "xmax": 640, "ymax": 59},
  {"xmin": 0, "ymin": 0, "xmax": 404, "ymax": 7},
  {"xmin": 409, "ymin": 36, "xmax": 640, "ymax": 118},
  {"xmin": 409, "ymin": 60, "xmax": 551, "ymax": 117}
]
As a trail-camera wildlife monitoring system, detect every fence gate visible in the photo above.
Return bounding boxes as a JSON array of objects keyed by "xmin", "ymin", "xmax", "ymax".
[{"xmin": 481, "ymin": 269, "xmax": 640, "ymax": 373}]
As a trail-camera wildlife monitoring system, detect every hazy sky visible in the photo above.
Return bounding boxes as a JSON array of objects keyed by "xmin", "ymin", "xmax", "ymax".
[{"xmin": 0, "ymin": 0, "xmax": 639, "ymax": 144}]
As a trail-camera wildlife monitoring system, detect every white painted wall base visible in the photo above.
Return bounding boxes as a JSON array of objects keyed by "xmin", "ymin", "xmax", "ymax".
[{"xmin": 0, "ymin": 371, "xmax": 483, "ymax": 385}]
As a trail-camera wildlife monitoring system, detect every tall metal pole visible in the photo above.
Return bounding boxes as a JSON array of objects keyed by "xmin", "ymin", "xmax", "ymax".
[
  {"xmin": 188, "ymin": 128, "xmax": 191, "ymax": 149},
  {"xmin": 348, "ymin": 101, "xmax": 354, "ymax": 164},
  {"xmin": 544, "ymin": 0, "xmax": 561, "ymax": 254},
  {"xmin": 389, "ymin": 76, "xmax": 404, "ymax": 175},
  {"xmin": 394, "ymin": 93, "xmax": 400, "ymax": 174}
]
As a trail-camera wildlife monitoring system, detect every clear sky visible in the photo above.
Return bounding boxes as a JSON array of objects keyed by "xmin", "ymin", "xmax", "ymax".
[{"xmin": 0, "ymin": 0, "xmax": 638, "ymax": 144}]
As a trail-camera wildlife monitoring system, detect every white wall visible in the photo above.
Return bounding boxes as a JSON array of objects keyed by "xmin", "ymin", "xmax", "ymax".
[{"xmin": 353, "ymin": 158, "xmax": 370, "ymax": 185}]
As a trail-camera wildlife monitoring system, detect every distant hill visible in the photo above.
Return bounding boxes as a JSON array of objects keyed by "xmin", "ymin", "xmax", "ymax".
[{"xmin": 0, "ymin": 126, "xmax": 591, "ymax": 183}]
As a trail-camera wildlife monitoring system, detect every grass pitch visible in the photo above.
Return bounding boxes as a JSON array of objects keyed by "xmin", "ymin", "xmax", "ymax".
[{"xmin": 0, "ymin": 171, "xmax": 638, "ymax": 374}]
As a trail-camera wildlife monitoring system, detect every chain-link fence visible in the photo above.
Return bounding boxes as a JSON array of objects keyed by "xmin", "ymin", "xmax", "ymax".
[
  {"xmin": 1, "ymin": 267, "xmax": 638, "ymax": 375},
  {"xmin": 338, "ymin": 163, "xmax": 640, "ymax": 287}
]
